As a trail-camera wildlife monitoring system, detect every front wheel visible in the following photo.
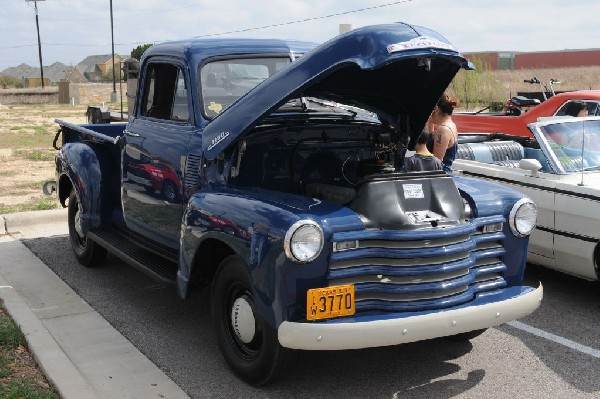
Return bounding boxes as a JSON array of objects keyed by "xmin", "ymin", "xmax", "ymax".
[
  {"xmin": 211, "ymin": 255, "xmax": 295, "ymax": 386},
  {"xmin": 68, "ymin": 190, "xmax": 107, "ymax": 267}
]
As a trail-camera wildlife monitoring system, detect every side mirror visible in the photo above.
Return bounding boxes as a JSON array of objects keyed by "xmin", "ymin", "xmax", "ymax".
[{"xmin": 519, "ymin": 159, "xmax": 542, "ymax": 177}]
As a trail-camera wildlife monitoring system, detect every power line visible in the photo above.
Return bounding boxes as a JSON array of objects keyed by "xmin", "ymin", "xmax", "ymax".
[
  {"xmin": 0, "ymin": 42, "xmax": 131, "ymax": 49},
  {"xmin": 1, "ymin": 0, "xmax": 415, "ymax": 49},
  {"xmin": 191, "ymin": 0, "xmax": 415, "ymax": 39},
  {"xmin": 39, "ymin": 1, "xmax": 201, "ymax": 22},
  {"xmin": 0, "ymin": 44, "xmax": 38, "ymax": 49}
]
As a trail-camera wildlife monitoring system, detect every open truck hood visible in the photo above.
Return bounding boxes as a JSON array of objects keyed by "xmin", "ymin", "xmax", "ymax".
[{"xmin": 203, "ymin": 22, "xmax": 472, "ymax": 160}]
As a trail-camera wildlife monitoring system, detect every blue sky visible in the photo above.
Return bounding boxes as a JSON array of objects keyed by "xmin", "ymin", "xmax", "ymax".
[{"xmin": 1, "ymin": 0, "xmax": 597, "ymax": 68}]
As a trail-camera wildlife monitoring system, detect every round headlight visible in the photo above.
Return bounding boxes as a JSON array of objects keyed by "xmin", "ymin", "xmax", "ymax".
[
  {"xmin": 509, "ymin": 198, "xmax": 537, "ymax": 237},
  {"xmin": 284, "ymin": 220, "xmax": 324, "ymax": 263}
]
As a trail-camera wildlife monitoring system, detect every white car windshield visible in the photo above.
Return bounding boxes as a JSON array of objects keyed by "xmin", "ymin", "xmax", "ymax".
[{"xmin": 539, "ymin": 119, "xmax": 600, "ymax": 172}]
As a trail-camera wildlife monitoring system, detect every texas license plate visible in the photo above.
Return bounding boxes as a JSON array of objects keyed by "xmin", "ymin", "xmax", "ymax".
[{"xmin": 306, "ymin": 284, "xmax": 355, "ymax": 321}]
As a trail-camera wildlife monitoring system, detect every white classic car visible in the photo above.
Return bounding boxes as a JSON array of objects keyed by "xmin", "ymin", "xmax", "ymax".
[{"xmin": 454, "ymin": 117, "xmax": 600, "ymax": 280}]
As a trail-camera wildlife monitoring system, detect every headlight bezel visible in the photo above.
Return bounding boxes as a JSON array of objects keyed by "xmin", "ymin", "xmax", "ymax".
[
  {"xmin": 284, "ymin": 219, "xmax": 324, "ymax": 263},
  {"xmin": 509, "ymin": 198, "xmax": 537, "ymax": 237}
]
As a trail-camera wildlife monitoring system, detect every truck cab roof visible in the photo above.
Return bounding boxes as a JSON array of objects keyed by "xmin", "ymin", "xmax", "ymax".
[{"xmin": 144, "ymin": 37, "xmax": 317, "ymax": 63}]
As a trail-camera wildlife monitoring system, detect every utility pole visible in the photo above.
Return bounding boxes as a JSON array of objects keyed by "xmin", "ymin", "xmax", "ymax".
[
  {"xmin": 110, "ymin": 0, "xmax": 117, "ymax": 102},
  {"xmin": 25, "ymin": 0, "xmax": 45, "ymax": 89}
]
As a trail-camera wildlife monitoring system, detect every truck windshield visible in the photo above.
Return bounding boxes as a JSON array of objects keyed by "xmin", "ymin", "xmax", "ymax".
[{"xmin": 200, "ymin": 57, "xmax": 291, "ymax": 118}]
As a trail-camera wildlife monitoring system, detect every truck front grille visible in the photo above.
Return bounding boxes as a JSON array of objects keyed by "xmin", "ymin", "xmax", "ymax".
[{"xmin": 329, "ymin": 215, "xmax": 507, "ymax": 313}]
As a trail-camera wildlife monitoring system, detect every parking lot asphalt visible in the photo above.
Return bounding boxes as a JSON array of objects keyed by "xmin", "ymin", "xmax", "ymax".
[{"xmin": 0, "ymin": 209, "xmax": 189, "ymax": 399}]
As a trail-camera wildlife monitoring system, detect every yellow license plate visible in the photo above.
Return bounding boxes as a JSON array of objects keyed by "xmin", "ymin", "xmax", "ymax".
[{"xmin": 307, "ymin": 284, "xmax": 355, "ymax": 321}]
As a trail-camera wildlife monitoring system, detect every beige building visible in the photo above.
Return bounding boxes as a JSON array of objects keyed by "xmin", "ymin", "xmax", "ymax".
[{"xmin": 76, "ymin": 54, "xmax": 124, "ymax": 82}]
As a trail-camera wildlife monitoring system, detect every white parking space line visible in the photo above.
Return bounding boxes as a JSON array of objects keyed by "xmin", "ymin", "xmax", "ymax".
[{"xmin": 507, "ymin": 321, "xmax": 600, "ymax": 359}]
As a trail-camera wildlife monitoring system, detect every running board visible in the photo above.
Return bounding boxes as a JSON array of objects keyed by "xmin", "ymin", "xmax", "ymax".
[{"xmin": 89, "ymin": 229, "xmax": 178, "ymax": 284}]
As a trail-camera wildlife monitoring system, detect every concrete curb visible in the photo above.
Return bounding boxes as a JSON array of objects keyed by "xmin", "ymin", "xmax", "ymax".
[
  {"xmin": 0, "ymin": 211, "xmax": 189, "ymax": 399},
  {"xmin": 1, "ymin": 208, "xmax": 68, "ymax": 235},
  {"xmin": 0, "ymin": 269, "xmax": 97, "ymax": 399}
]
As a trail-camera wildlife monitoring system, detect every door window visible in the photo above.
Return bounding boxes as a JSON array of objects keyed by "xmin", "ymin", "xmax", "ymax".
[
  {"xmin": 141, "ymin": 63, "xmax": 189, "ymax": 122},
  {"xmin": 555, "ymin": 100, "xmax": 600, "ymax": 117}
]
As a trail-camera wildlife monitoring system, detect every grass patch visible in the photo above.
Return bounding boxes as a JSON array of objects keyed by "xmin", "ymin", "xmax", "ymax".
[
  {"xmin": 8, "ymin": 125, "xmax": 48, "ymax": 135},
  {"xmin": 0, "ymin": 381, "xmax": 59, "ymax": 399},
  {"xmin": 1, "ymin": 179, "xmax": 53, "ymax": 194},
  {"xmin": 0, "ymin": 312, "xmax": 25, "ymax": 349},
  {"xmin": 0, "ymin": 134, "xmax": 54, "ymax": 149},
  {"xmin": 0, "ymin": 308, "xmax": 59, "ymax": 398},
  {"xmin": 0, "ymin": 197, "xmax": 60, "ymax": 215},
  {"xmin": 14, "ymin": 149, "xmax": 55, "ymax": 162}
]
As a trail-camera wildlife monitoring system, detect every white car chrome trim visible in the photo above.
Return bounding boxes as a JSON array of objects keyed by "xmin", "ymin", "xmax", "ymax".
[{"xmin": 278, "ymin": 284, "xmax": 543, "ymax": 350}]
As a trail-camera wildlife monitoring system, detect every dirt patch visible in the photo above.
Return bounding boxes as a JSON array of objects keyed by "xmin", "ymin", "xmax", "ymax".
[{"xmin": 0, "ymin": 104, "xmax": 87, "ymax": 213}]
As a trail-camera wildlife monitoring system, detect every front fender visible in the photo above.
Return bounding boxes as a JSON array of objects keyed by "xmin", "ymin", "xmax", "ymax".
[
  {"xmin": 177, "ymin": 188, "xmax": 364, "ymax": 328},
  {"xmin": 454, "ymin": 175, "xmax": 526, "ymax": 217},
  {"xmin": 56, "ymin": 142, "xmax": 119, "ymax": 233}
]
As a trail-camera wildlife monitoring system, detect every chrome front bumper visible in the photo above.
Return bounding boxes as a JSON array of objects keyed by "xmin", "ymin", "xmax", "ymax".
[{"xmin": 278, "ymin": 284, "xmax": 543, "ymax": 350}]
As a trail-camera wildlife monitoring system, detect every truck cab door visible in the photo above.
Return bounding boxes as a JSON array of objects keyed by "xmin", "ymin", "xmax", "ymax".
[{"xmin": 121, "ymin": 60, "xmax": 194, "ymax": 250}]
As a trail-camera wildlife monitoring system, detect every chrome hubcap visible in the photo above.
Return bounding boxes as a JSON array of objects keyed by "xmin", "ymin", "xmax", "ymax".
[
  {"xmin": 74, "ymin": 207, "xmax": 84, "ymax": 239},
  {"xmin": 231, "ymin": 297, "xmax": 255, "ymax": 344}
]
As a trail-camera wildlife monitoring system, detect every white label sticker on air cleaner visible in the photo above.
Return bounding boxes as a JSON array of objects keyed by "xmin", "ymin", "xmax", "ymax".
[{"xmin": 403, "ymin": 184, "xmax": 424, "ymax": 199}]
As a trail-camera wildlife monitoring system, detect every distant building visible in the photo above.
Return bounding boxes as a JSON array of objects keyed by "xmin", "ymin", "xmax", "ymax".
[
  {"xmin": 0, "ymin": 63, "xmax": 36, "ymax": 83},
  {"xmin": 76, "ymin": 54, "xmax": 123, "ymax": 82},
  {"xmin": 1, "ymin": 53, "xmax": 124, "ymax": 88},
  {"xmin": 464, "ymin": 48, "xmax": 600, "ymax": 70},
  {"xmin": 0, "ymin": 62, "xmax": 85, "ymax": 87}
]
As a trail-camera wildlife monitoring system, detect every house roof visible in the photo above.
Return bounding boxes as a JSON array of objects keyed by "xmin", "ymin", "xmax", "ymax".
[
  {"xmin": 0, "ymin": 63, "xmax": 36, "ymax": 79},
  {"xmin": 1, "ymin": 53, "xmax": 124, "ymax": 83},
  {"xmin": 43, "ymin": 62, "xmax": 75, "ymax": 82},
  {"xmin": 76, "ymin": 54, "xmax": 121, "ymax": 73},
  {"xmin": 1, "ymin": 62, "xmax": 79, "ymax": 83}
]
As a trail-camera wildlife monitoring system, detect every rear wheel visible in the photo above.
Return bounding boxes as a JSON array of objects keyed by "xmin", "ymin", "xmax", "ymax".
[
  {"xmin": 68, "ymin": 190, "xmax": 107, "ymax": 267},
  {"xmin": 211, "ymin": 255, "xmax": 295, "ymax": 386}
]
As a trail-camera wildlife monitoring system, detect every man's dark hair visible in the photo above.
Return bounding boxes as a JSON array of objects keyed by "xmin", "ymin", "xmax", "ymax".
[{"xmin": 417, "ymin": 131, "xmax": 430, "ymax": 145}]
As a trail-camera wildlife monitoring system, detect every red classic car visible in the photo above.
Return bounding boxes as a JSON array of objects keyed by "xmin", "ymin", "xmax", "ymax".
[
  {"xmin": 453, "ymin": 90, "xmax": 600, "ymax": 136},
  {"xmin": 127, "ymin": 159, "xmax": 181, "ymax": 202}
]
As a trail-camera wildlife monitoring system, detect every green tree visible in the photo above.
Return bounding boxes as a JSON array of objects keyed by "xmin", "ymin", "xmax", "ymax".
[{"xmin": 131, "ymin": 44, "xmax": 153, "ymax": 60}]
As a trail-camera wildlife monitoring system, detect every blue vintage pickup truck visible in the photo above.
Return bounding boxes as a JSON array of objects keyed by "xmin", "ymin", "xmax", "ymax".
[{"xmin": 53, "ymin": 23, "xmax": 543, "ymax": 385}]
